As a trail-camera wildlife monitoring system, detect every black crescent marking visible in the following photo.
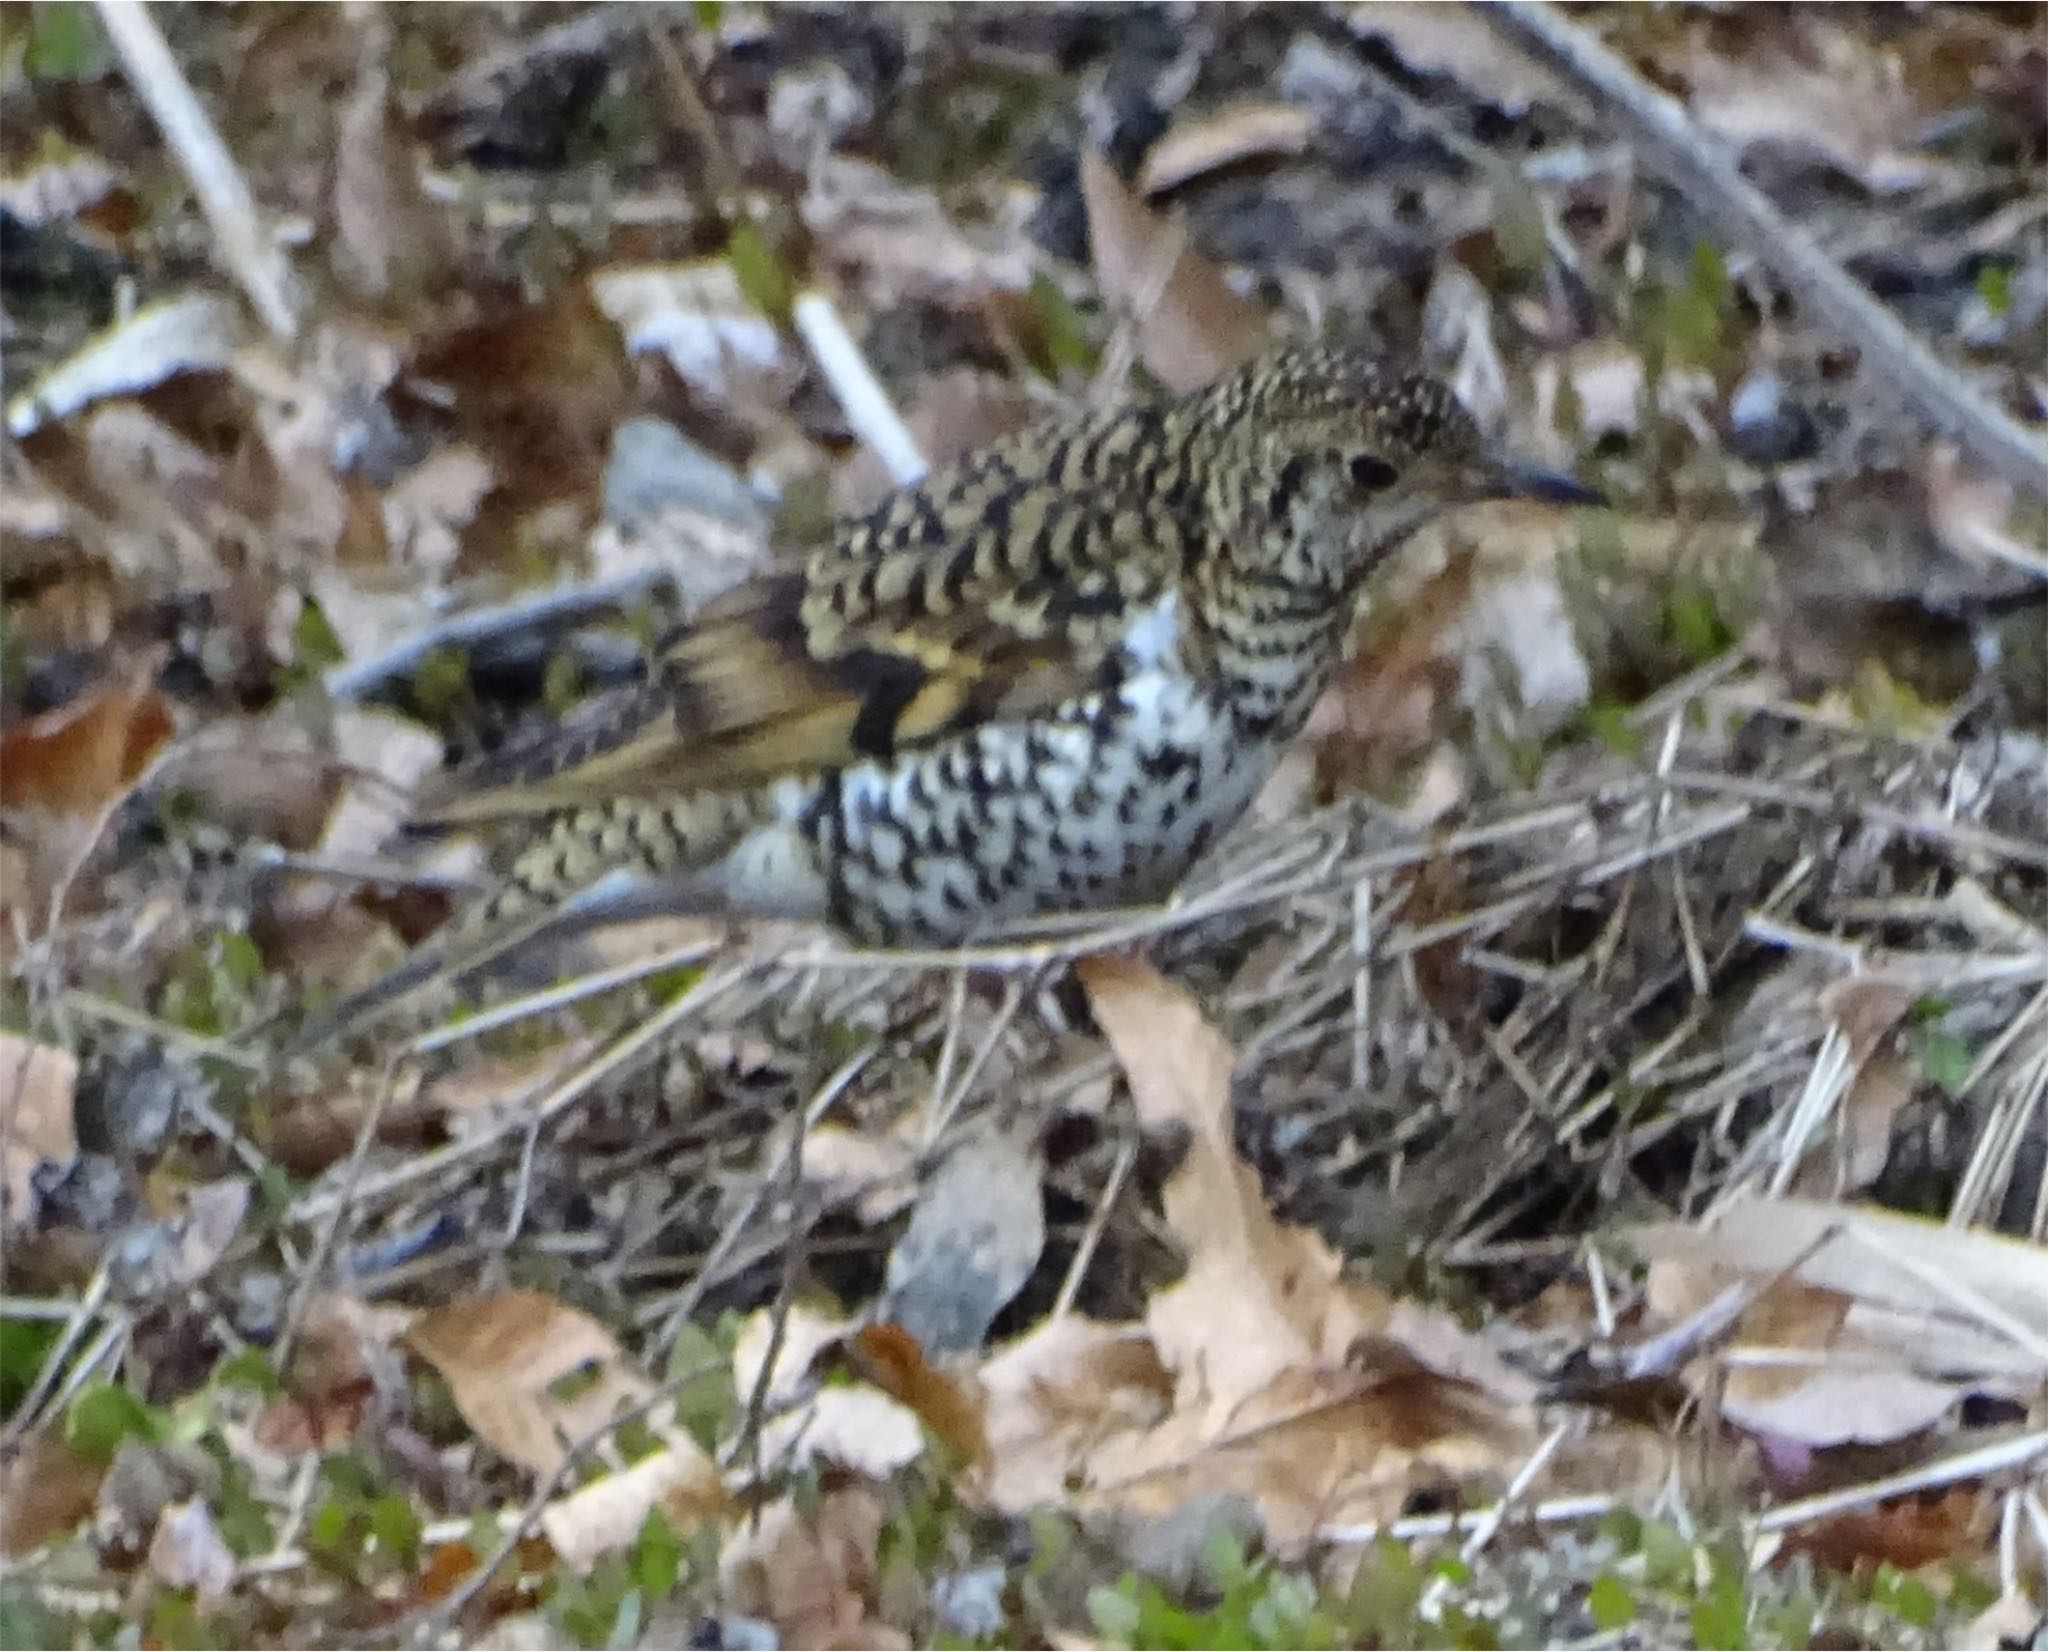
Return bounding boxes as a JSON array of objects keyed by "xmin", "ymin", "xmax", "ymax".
[{"xmin": 840, "ymin": 647, "xmax": 936, "ymax": 759}]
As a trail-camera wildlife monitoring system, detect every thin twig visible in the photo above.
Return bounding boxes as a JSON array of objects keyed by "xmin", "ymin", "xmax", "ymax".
[
  {"xmin": 793, "ymin": 291, "xmax": 927, "ymax": 485},
  {"xmin": 94, "ymin": 0, "xmax": 301, "ymax": 340},
  {"xmin": 1754, "ymin": 1427, "xmax": 2048, "ymax": 1534},
  {"xmin": 1483, "ymin": 1, "xmax": 2048, "ymax": 502},
  {"xmin": 322, "ymin": 568, "xmax": 672, "ymax": 701}
]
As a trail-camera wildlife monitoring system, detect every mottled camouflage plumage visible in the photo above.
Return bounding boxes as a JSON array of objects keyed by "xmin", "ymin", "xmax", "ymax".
[{"xmin": 303, "ymin": 346, "xmax": 1597, "ymax": 1042}]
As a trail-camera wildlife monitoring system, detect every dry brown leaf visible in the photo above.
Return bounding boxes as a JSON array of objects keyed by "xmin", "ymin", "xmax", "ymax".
[
  {"xmin": 801, "ymin": 1121, "xmax": 919, "ymax": 1224},
  {"xmin": 1636, "ymin": 1199, "xmax": 2048, "ymax": 1448},
  {"xmin": 1082, "ymin": 1358, "xmax": 1530, "ymax": 1549},
  {"xmin": 318, "ymin": 708, "xmax": 447, "ymax": 860},
  {"xmin": 0, "ymin": 687, "xmax": 173, "ymax": 818},
  {"xmin": 1078, "ymin": 956, "xmax": 1389, "ymax": 1420},
  {"xmin": 1071, "ymin": 957, "xmax": 1540, "ymax": 1545},
  {"xmin": 833, "ymin": 368, "xmax": 1040, "ymax": 517},
  {"xmin": 410, "ymin": 282, "xmax": 630, "ymax": 512},
  {"xmin": 1634, "ymin": 1198, "xmax": 2048, "ymax": 1360},
  {"xmin": 1312, "ymin": 551, "xmax": 1477, "ymax": 795},
  {"xmin": 802, "ymin": 155, "xmax": 1037, "ymax": 307},
  {"xmin": 1137, "ymin": 102, "xmax": 1315, "ymax": 195},
  {"xmin": 539, "ymin": 1442, "xmax": 725, "ymax": 1573},
  {"xmin": 589, "ymin": 261, "xmax": 783, "ymax": 397},
  {"xmin": 1923, "ymin": 443, "xmax": 2048, "ymax": 578},
  {"xmin": 975, "ymin": 1316, "xmax": 1173, "ymax": 1512},
  {"xmin": 1817, "ymin": 979, "xmax": 1918, "ymax": 1193},
  {"xmin": 380, "ymin": 446, "xmax": 495, "ymax": 576},
  {"xmin": 1681, "ymin": 27, "xmax": 1941, "ymax": 190},
  {"xmin": 331, "ymin": 44, "xmax": 459, "ymax": 311},
  {"xmin": 1671, "ymin": 1272, "xmax": 1964, "ymax": 1448},
  {"xmin": 720, "ymin": 1484, "xmax": 909, "ymax": 1651},
  {"xmin": 151, "ymin": 1178, "xmax": 251, "ymax": 1287},
  {"xmin": 6, "ymin": 293, "xmax": 244, "ymax": 440},
  {"xmin": 0, "ymin": 1033, "xmax": 78, "ymax": 1228},
  {"xmin": 408, "ymin": 1291, "xmax": 649, "ymax": 1477},
  {"xmin": 1079, "ymin": 152, "xmax": 1269, "ymax": 394},
  {"xmin": 255, "ymin": 1293, "xmax": 412, "ymax": 1455},
  {"xmin": 1345, "ymin": 3, "xmax": 1577, "ymax": 113},
  {"xmin": 1779, "ymin": 1488, "xmax": 1989, "ymax": 1574},
  {"xmin": 730, "ymin": 1303, "xmax": 927, "ymax": 1478},
  {"xmin": 0, "ymin": 1431, "xmax": 105, "ymax": 1558},
  {"xmin": 731, "ymin": 1302, "xmax": 852, "ymax": 1410},
  {"xmin": 852, "ymin": 1323, "xmax": 989, "ymax": 1467}
]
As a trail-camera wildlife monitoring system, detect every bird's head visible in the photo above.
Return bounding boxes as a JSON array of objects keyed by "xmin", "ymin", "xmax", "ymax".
[{"xmin": 1191, "ymin": 347, "xmax": 1603, "ymax": 589}]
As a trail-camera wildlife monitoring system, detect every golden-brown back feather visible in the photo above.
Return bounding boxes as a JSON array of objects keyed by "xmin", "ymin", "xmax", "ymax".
[{"xmin": 411, "ymin": 401, "xmax": 1193, "ymax": 831}]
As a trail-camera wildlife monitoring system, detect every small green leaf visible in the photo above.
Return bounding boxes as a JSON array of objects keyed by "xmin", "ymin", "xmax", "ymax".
[
  {"xmin": 212, "ymin": 930, "xmax": 264, "ymax": 996},
  {"xmin": 1690, "ymin": 1562, "xmax": 1749, "ymax": 1651},
  {"xmin": 726, "ymin": 220, "xmax": 794, "ymax": 324},
  {"xmin": 1915, "ymin": 1029, "xmax": 1975, "ymax": 1097},
  {"xmin": 1637, "ymin": 1517, "xmax": 1696, "ymax": 1589},
  {"xmin": 1026, "ymin": 272, "xmax": 1096, "ymax": 379},
  {"xmin": 1977, "ymin": 263, "xmax": 2012, "ymax": 319},
  {"xmin": 210, "ymin": 1346, "xmax": 282, "ymax": 1396},
  {"xmin": 1587, "ymin": 1573, "xmax": 1636, "ymax": 1631},
  {"xmin": 633, "ymin": 1508, "xmax": 683, "ymax": 1601},
  {"xmin": 64, "ymin": 1381, "xmax": 160, "ymax": 1462},
  {"xmin": 1872, "ymin": 1563, "xmax": 1938, "ymax": 1629},
  {"xmin": 1666, "ymin": 578, "xmax": 1734, "ymax": 665},
  {"xmin": 1577, "ymin": 700, "xmax": 1643, "ymax": 757},
  {"xmin": 410, "ymin": 645, "xmax": 473, "ymax": 725},
  {"xmin": 369, "ymin": 1493, "xmax": 422, "ymax": 1569},
  {"xmin": 542, "ymin": 648, "xmax": 589, "ymax": 717},
  {"xmin": 24, "ymin": 2, "xmax": 108, "ymax": 80},
  {"xmin": 292, "ymin": 597, "xmax": 346, "ymax": 675},
  {"xmin": 0, "ymin": 1316, "xmax": 63, "ymax": 1414},
  {"xmin": 1087, "ymin": 1580, "xmax": 1142, "ymax": 1645},
  {"xmin": 212, "ymin": 1466, "xmax": 277, "ymax": 1558},
  {"xmin": 645, "ymin": 962, "xmax": 708, "ymax": 1006},
  {"xmin": 666, "ymin": 1321, "xmax": 738, "ymax": 1448}
]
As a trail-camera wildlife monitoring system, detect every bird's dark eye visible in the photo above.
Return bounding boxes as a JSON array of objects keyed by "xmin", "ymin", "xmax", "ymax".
[{"xmin": 1349, "ymin": 454, "xmax": 1398, "ymax": 492}]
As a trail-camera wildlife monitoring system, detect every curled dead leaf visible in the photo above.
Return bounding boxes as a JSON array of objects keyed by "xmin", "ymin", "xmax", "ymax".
[
  {"xmin": 852, "ymin": 1323, "xmax": 989, "ymax": 1467},
  {"xmin": 1080, "ymin": 152, "xmax": 1269, "ymax": 394},
  {"xmin": 0, "ymin": 687, "xmax": 173, "ymax": 818},
  {"xmin": 540, "ymin": 1442, "xmax": 725, "ymax": 1573},
  {"xmin": 720, "ymin": 1485, "xmax": 909, "ymax": 1651},
  {"xmin": 0, "ymin": 1034, "xmax": 78, "ymax": 1228},
  {"xmin": 0, "ymin": 1432, "xmax": 105, "ymax": 1558},
  {"xmin": 1137, "ymin": 102, "xmax": 1315, "ymax": 195},
  {"xmin": 408, "ymin": 1291, "xmax": 650, "ymax": 1477},
  {"xmin": 1070, "ymin": 957, "xmax": 1541, "ymax": 1546}
]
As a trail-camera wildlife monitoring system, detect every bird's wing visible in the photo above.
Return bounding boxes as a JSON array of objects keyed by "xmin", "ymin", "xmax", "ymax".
[{"xmin": 412, "ymin": 407, "xmax": 1192, "ymax": 829}]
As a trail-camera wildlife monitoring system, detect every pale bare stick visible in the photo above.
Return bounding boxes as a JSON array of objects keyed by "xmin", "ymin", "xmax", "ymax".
[
  {"xmin": 1483, "ymin": 1, "xmax": 2048, "ymax": 504},
  {"xmin": 94, "ymin": 0, "xmax": 302, "ymax": 340}
]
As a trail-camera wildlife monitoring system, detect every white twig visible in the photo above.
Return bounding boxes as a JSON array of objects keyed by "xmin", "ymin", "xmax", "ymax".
[
  {"xmin": 322, "ymin": 568, "xmax": 672, "ymax": 701},
  {"xmin": 94, "ymin": 0, "xmax": 302, "ymax": 340},
  {"xmin": 793, "ymin": 290, "xmax": 927, "ymax": 484},
  {"xmin": 1755, "ymin": 1427, "xmax": 2048, "ymax": 1533},
  {"xmin": 1484, "ymin": 1, "xmax": 2048, "ymax": 503}
]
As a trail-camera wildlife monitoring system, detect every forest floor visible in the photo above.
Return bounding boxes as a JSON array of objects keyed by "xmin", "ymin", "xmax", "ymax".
[{"xmin": 3, "ymin": 4, "xmax": 2046, "ymax": 1647}]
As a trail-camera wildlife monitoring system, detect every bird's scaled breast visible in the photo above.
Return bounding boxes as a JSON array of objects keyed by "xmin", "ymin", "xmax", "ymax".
[{"xmin": 820, "ymin": 667, "xmax": 1279, "ymax": 946}]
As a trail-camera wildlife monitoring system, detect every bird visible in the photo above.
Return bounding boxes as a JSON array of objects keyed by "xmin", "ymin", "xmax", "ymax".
[{"xmin": 298, "ymin": 345, "xmax": 1601, "ymax": 1044}]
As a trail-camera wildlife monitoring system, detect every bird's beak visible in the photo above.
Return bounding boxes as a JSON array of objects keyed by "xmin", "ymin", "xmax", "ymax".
[{"xmin": 1481, "ymin": 457, "xmax": 1607, "ymax": 509}]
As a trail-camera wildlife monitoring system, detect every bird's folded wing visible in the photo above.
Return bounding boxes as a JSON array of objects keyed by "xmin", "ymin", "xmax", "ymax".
[
  {"xmin": 408, "ymin": 570, "xmax": 1149, "ymax": 829},
  {"xmin": 411, "ymin": 410, "xmax": 1184, "ymax": 830}
]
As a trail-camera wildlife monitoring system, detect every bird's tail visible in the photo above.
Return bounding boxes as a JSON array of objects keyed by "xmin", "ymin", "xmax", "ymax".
[{"xmin": 281, "ymin": 789, "xmax": 782, "ymax": 1054}]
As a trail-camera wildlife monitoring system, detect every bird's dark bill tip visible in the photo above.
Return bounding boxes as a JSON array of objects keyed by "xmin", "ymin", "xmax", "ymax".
[{"xmin": 1488, "ymin": 458, "xmax": 1607, "ymax": 509}]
